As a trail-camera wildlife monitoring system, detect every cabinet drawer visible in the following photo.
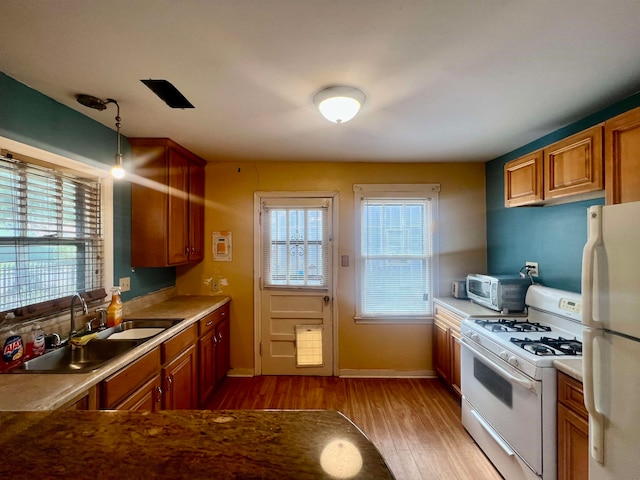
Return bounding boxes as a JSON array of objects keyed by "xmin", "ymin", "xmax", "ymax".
[
  {"xmin": 162, "ymin": 323, "xmax": 197, "ymax": 364},
  {"xmin": 557, "ymin": 371, "xmax": 587, "ymax": 419},
  {"xmin": 102, "ymin": 348, "xmax": 161, "ymax": 409},
  {"xmin": 434, "ymin": 304, "xmax": 462, "ymax": 334},
  {"xmin": 198, "ymin": 303, "xmax": 230, "ymax": 336}
]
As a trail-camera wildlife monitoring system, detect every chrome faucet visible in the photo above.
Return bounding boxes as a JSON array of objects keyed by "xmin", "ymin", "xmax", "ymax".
[{"xmin": 70, "ymin": 293, "xmax": 88, "ymax": 340}]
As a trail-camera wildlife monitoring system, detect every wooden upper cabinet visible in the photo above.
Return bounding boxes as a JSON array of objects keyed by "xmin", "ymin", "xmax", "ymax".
[
  {"xmin": 130, "ymin": 138, "xmax": 206, "ymax": 267},
  {"xmin": 504, "ymin": 150, "xmax": 543, "ymax": 207},
  {"xmin": 544, "ymin": 126, "xmax": 603, "ymax": 200},
  {"xmin": 605, "ymin": 107, "xmax": 640, "ymax": 204}
]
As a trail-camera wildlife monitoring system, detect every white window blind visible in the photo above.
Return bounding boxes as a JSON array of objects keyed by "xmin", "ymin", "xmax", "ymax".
[
  {"xmin": 262, "ymin": 198, "xmax": 330, "ymax": 288},
  {"xmin": 0, "ymin": 153, "xmax": 104, "ymax": 313},
  {"xmin": 354, "ymin": 184, "xmax": 439, "ymax": 321}
]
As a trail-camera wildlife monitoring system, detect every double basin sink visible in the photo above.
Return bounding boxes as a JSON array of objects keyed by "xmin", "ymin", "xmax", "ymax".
[{"xmin": 14, "ymin": 318, "xmax": 184, "ymax": 374}]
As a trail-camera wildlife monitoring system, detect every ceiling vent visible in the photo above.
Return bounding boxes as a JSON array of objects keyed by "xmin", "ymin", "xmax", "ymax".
[{"xmin": 141, "ymin": 79, "xmax": 194, "ymax": 109}]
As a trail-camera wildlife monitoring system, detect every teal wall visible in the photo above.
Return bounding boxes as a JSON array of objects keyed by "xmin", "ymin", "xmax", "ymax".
[
  {"xmin": 0, "ymin": 73, "xmax": 175, "ymax": 301},
  {"xmin": 486, "ymin": 91, "xmax": 640, "ymax": 293}
]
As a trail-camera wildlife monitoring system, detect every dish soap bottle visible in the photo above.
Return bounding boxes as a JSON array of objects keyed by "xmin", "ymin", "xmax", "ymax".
[
  {"xmin": 2, "ymin": 327, "xmax": 24, "ymax": 371},
  {"xmin": 107, "ymin": 287, "xmax": 123, "ymax": 327}
]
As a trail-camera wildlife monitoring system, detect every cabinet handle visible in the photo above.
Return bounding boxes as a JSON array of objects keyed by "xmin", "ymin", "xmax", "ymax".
[
  {"xmin": 156, "ymin": 386, "xmax": 163, "ymax": 402},
  {"xmin": 206, "ymin": 320, "xmax": 213, "ymax": 327},
  {"xmin": 167, "ymin": 375, "xmax": 173, "ymax": 391},
  {"xmin": 218, "ymin": 332, "xmax": 223, "ymax": 341},
  {"xmin": 185, "ymin": 246, "xmax": 189, "ymax": 255},
  {"xmin": 191, "ymin": 247, "xmax": 195, "ymax": 255},
  {"xmin": 213, "ymin": 335, "xmax": 218, "ymax": 344}
]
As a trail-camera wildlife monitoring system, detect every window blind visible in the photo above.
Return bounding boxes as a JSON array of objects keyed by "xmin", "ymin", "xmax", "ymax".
[{"xmin": 0, "ymin": 154, "xmax": 104, "ymax": 314}]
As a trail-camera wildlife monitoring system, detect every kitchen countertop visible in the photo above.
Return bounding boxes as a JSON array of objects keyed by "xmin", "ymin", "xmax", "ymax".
[
  {"xmin": 0, "ymin": 409, "xmax": 394, "ymax": 479},
  {"xmin": 434, "ymin": 296, "xmax": 526, "ymax": 318},
  {"xmin": 553, "ymin": 358, "xmax": 583, "ymax": 382},
  {"xmin": 0, "ymin": 295, "xmax": 230, "ymax": 411}
]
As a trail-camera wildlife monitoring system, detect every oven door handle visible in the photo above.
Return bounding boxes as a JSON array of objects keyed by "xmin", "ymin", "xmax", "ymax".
[
  {"xmin": 461, "ymin": 337, "xmax": 536, "ymax": 392},
  {"xmin": 469, "ymin": 408, "xmax": 515, "ymax": 457}
]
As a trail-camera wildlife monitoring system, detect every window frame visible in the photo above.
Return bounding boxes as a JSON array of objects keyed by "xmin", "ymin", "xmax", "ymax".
[
  {"xmin": 353, "ymin": 183, "xmax": 439, "ymax": 324},
  {"xmin": 0, "ymin": 136, "xmax": 114, "ymax": 320}
]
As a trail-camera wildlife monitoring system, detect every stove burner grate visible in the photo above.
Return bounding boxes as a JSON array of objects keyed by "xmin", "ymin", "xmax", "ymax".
[
  {"xmin": 510, "ymin": 336, "xmax": 582, "ymax": 356},
  {"xmin": 475, "ymin": 318, "xmax": 552, "ymax": 333}
]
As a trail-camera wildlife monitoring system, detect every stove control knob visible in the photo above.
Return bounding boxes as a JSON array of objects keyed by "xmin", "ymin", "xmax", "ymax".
[
  {"xmin": 468, "ymin": 333, "xmax": 480, "ymax": 342},
  {"xmin": 499, "ymin": 351, "xmax": 519, "ymax": 367}
]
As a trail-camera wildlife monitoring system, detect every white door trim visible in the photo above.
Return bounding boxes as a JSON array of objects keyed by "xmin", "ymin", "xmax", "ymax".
[{"xmin": 253, "ymin": 191, "xmax": 339, "ymax": 376}]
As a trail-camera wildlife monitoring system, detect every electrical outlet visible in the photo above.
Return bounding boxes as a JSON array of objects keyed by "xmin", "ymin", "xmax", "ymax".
[
  {"xmin": 119, "ymin": 277, "xmax": 131, "ymax": 292},
  {"xmin": 525, "ymin": 261, "xmax": 539, "ymax": 277}
]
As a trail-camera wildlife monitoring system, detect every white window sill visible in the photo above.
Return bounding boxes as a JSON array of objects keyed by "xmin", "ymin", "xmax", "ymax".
[{"xmin": 354, "ymin": 316, "xmax": 433, "ymax": 325}]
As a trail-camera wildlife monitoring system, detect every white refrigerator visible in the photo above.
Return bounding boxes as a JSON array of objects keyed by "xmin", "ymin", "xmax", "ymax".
[{"xmin": 581, "ymin": 201, "xmax": 640, "ymax": 480}]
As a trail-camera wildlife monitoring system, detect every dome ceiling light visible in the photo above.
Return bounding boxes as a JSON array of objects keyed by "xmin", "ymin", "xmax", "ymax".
[{"xmin": 313, "ymin": 86, "xmax": 366, "ymax": 124}]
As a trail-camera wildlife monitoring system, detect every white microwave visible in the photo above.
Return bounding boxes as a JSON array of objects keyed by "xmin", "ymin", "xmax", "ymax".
[{"xmin": 466, "ymin": 274, "xmax": 531, "ymax": 313}]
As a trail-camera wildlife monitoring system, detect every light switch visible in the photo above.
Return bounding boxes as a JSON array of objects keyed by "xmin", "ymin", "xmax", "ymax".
[{"xmin": 341, "ymin": 255, "xmax": 349, "ymax": 267}]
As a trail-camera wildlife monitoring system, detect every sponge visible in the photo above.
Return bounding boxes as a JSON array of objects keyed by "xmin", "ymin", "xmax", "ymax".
[{"xmin": 70, "ymin": 331, "xmax": 99, "ymax": 346}]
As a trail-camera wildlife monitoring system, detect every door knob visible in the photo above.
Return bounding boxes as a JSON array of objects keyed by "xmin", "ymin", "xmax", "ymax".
[{"xmin": 323, "ymin": 296, "xmax": 330, "ymax": 305}]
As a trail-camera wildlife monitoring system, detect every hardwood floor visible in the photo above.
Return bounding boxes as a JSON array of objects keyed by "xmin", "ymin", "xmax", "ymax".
[{"xmin": 206, "ymin": 376, "xmax": 502, "ymax": 480}]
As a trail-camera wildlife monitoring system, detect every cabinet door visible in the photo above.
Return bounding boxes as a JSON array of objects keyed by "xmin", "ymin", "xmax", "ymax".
[
  {"xmin": 167, "ymin": 148, "xmax": 190, "ymax": 265},
  {"xmin": 114, "ymin": 374, "xmax": 162, "ymax": 412},
  {"xmin": 163, "ymin": 343, "xmax": 197, "ymax": 410},
  {"xmin": 215, "ymin": 317, "xmax": 230, "ymax": 386},
  {"xmin": 101, "ymin": 348, "xmax": 161, "ymax": 409},
  {"xmin": 188, "ymin": 161, "xmax": 205, "ymax": 262},
  {"xmin": 198, "ymin": 329, "xmax": 216, "ymax": 407},
  {"xmin": 434, "ymin": 320, "xmax": 450, "ymax": 383},
  {"xmin": 504, "ymin": 150, "xmax": 544, "ymax": 207},
  {"xmin": 450, "ymin": 330, "xmax": 462, "ymax": 398},
  {"xmin": 605, "ymin": 107, "xmax": 640, "ymax": 204},
  {"xmin": 557, "ymin": 403, "xmax": 589, "ymax": 480},
  {"xmin": 544, "ymin": 125, "xmax": 603, "ymax": 200}
]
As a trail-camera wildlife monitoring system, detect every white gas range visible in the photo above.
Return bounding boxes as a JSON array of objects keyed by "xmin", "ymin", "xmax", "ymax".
[{"xmin": 460, "ymin": 285, "xmax": 582, "ymax": 480}]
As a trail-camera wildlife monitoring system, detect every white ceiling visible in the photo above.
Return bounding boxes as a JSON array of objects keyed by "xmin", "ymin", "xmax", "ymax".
[{"xmin": 2, "ymin": 0, "xmax": 640, "ymax": 163}]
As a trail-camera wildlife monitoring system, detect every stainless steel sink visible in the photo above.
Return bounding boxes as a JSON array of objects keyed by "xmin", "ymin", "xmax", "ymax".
[
  {"xmin": 13, "ymin": 318, "xmax": 184, "ymax": 374},
  {"xmin": 15, "ymin": 339, "xmax": 141, "ymax": 373}
]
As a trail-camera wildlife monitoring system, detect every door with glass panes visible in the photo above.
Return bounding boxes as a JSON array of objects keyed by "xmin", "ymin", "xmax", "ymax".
[{"xmin": 257, "ymin": 195, "xmax": 334, "ymax": 375}]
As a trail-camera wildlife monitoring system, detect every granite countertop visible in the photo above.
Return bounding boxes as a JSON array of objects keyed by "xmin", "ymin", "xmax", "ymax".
[
  {"xmin": 0, "ymin": 409, "xmax": 395, "ymax": 479},
  {"xmin": 553, "ymin": 358, "xmax": 583, "ymax": 382},
  {"xmin": 434, "ymin": 296, "xmax": 526, "ymax": 318},
  {"xmin": 0, "ymin": 295, "xmax": 230, "ymax": 411}
]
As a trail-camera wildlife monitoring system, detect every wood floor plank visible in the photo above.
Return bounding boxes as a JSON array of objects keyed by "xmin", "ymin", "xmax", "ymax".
[{"xmin": 206, "ymin": 377, "xmax": 502, "ymax": 480}]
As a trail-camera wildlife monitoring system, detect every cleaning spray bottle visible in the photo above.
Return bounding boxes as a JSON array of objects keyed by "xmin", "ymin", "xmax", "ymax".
[{"xmin": 107, "ymin": 287, "xmax": 123, "ymax": 327}]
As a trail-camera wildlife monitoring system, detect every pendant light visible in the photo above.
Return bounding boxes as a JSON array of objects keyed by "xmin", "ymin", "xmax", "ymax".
[
  {"xmin": 313, "ymin": 86, "xmax": 366, "ymax": 124},
  {"xmin": 76, "ymin": 94, "xmax": 126, "ymax": 179}
]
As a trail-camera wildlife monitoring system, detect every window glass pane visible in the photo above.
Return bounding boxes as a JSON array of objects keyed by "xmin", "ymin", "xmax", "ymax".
[
  {"xmin": 356, "ymin": 186, "xmax": 437, "ymax": 320},
  {"xmin": 262, "ymin": 200, "xmax": 329, "ymax": 288}
]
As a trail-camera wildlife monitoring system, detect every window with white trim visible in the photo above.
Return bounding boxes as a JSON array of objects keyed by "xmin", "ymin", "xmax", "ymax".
[
  {"xmin": 0, "ymin": 151, "xmax": 105, "ymax": 319},
  {"xmin": 354, "ymin": 184, "xmax": 439, "ymax": 322}
]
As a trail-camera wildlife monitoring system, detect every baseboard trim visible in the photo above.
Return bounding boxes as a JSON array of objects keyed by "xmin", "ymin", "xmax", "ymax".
[
  {"xmin": 227, "ymin": 368, "xmax": 255, "ymax": 377},
  {"xmin": 339, "ymin": 369, "xmax": 437, "ymax": 378}
]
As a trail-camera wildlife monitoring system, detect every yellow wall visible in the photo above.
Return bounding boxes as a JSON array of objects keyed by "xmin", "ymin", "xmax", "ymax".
[{"xmin": 176, "ymin": 161, "xmax": 487, "ymax": 375}]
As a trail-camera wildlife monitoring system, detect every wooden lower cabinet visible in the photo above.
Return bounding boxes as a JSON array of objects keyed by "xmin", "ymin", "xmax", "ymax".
[
  {"xmin": 557, "ymin": 371, "xmax": 589, "ymax": 480},
  {"xmin": 162, "ymin": 343, "xmax": 197, "ymax": 410},
  {"xmin": 101, "ymin": 348, "xmax": 162, "ymax": 410},
  {"xmin": 434, "ymin": 304, "xmax": 462, "ymax": 397},
  {"xmin": 100, "ymin": 302, "xmax": 231, "ymax": 411},
  {"xmin": 198, "ymin": 303, "xmax": 230, "ymax": 407},
  {"xmin": 161, "ymin": 323, "xmax": 198, "ymax": 410}
]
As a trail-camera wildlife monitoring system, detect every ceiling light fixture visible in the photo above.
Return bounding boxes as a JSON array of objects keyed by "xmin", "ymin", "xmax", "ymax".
[
  {"xmin": 75, "ymin": 94, "xmax": 126, "ymax": 179},
  {"xmin": 313, "ymin": 86, "xmax": 366, "ymax": 124}
]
